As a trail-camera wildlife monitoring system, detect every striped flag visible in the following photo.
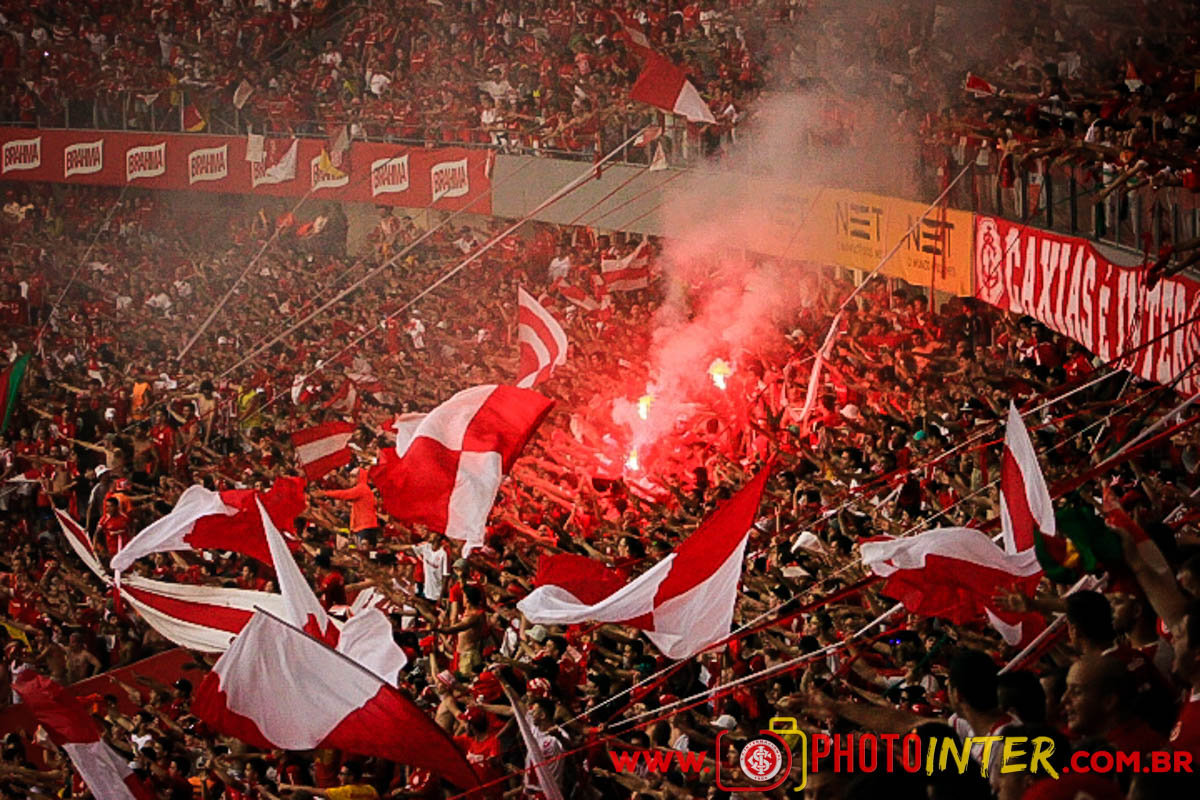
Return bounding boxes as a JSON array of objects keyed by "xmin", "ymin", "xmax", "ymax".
[
  {"xmin": 516, "ymin": 287, "xmax": 568, "ymax": 388},
  {"xmin": 601, "ymin": 239, "xmax": 652, "ymax": 292},
  {"xmin": 0, "ymin": 353, "xmax": 30, "ymax": 436},
  {"xmin": 292, "ymin": 420, "xmax": 356, "ymax": 480},
  {"xmin": 1000, "ymin": 402, "xmax": 1056, "ymax": 554}
]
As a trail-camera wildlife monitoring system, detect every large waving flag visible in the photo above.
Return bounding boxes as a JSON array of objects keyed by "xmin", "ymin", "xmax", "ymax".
[
  {"xmin": 630, "ymin": 54, "xmax": 716, "ymax": 124},
  {"xmin": 13, "ymin": 670, "xmax": 155, "ymax": 800},
  {"xmin": 259, "ymin": 499, "xmax": 406, "ymax": 684},
  {"xmin": 861, "ymin": 527, "xmax": 1043, "ymax": 625},
  {"xmin": 1000, "ymin": 402, "xmax": 1056, "ymax": 554},
  {"xmin": 370, "ymin": 385, "xmax": 553, "ymax": 553},
  {"xmin": 54, "ymin": 507, "xmax": 289, "ymax": 652},
  {"xmin": 193, "ymin": 611, "xmax": 478, "ymax": 791},
  {"xmin": 517, "ymin": 287, "xmax": 568, "ymax": 388},
  {"xmin": 111, "ymin": 477, "xmax": 306, "ymax": 574},
  {"xmin": 519, "ymin": 468, "xmax": 769, "ymax": 658}
]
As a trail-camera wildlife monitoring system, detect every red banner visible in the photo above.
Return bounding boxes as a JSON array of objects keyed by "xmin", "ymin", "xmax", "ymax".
[
  {"xmin": 974, "ymin": 214, "xmax": 1200, "ymax": 393},
  {"xmin": 0, "ymin": 127, "xmax": 491, "ymax": 213}
]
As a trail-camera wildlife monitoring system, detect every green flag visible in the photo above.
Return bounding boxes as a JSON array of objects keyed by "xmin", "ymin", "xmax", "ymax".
[{"xmin": 0, "ymin": 353, "xmax": 30, "ymax": 436}]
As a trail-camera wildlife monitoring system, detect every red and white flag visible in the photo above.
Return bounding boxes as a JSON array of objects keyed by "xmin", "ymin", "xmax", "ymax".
[
  {"xmin": 630, "ymin": 54, "xmax": 716, "ymax": 124},
  {"xmin": 232, "ymin": 79, "xmax": 255, "ymax": 110},
  {"xmin": 192, "ymin": 611, "xmax": 479, "ymax": 791},
  {"xmin": 292, "ymin": 420, "xmax": 356, "ymax": 480},
  {"xmin": 601, "ymin": 240, "xmax": 652, "ymax": 292},
  {"xmin": 558, "ymin": 283, "xmax": 600, "ymax": 312},
  {"xmin": 517, "ymin": 287, "xmax": 568, "ymax": 389},
  {"xmin": 634, "ymin": 126, "xmax": 662, "ymax": 147},
  {"xmin": 259, "ymin": 498, "xmax": 407, "ymax": 683},
  {"xmin": 613, "ymin": 10, "xmax": 653, "ymax": 58},
  {"xmin": 111, "ymin": 477, "xmax": 306, "ymax": 574},
  {"xmin": 965, "ymin": 72, "xmax": 1000, "ymax": 97},
  {"xmin": 13, "ymin": 671, "xmax": 155, "ymax": 800},
  {"xmin": 119, "ymin": 574, "xmax": 290, "ymax": 652},
  {"xmin": 519, "ymin": 468, "xmax": 768, "ymax": 658},
  {"xmin": 860, "ymin": 527, "xmax": 1043, "ymax": 625},
  {"xmin": 55, "ymin": 507, "xmax": 106, "ymax": 579},
  {"xmin": 323, "ymin": 378, "xmax": 360, "ymax": 414},
  {"xmin": 1000, "ymin": 402, "xmax": 1055, "ymax": 554},
  {"xmin": 370, "ymin": 385, "xmax": 553, "ymax": 553}
]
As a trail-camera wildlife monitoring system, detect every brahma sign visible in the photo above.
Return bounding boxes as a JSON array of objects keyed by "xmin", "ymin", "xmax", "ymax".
[
  {"xmin": 0, "ymin": 127, "xmax": 491, "ymax": 213},
  {"xmin": 974, "ymin": 214, "xmax": 1200, "ymax": 393}
]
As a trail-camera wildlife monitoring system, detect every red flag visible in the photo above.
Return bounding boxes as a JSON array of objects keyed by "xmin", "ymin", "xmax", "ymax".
[
  {"xmin": 517, "ymin": 287, "xmax": 568, "ymax": 388},
  {"xmin": 861, "ymin": 528, "xmax": 1043, "ymax": 625},
  {"xmin": 370, "ymin": 385, "xmax": 552, "ymax": 553},
  {"xmin": 630, "ymin": 54, "xmax": 716, "ymax": 123},
  {"xmin": 111, "ymin": 477, "xmax": 306, "ymax": 573},
  {"xmin": 1000, "ymin": 402, "xmax": 1055, "ymax": 554},
  {"xmin": 292, "ymin": 420, "xmax": 356, "ymax": 480},
  {"xmin": 520, "ymin": 469, "xmax": 769, "ymax": 658},
  {"xmin": 964, "ymin": 72, "xmax": 1000, "ymax": 97},
  {"xmin": 193, "ymin": 611, "xmax": 479, "ymax": 790},
  {"xmin": 13, "ymin": 671, "xmax": 155, "ymax": 800}
]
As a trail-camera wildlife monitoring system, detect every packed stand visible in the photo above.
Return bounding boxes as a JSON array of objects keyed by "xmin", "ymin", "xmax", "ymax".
[{"xmin": 1, "ymin": 177, "xmax": 1200, "ymax": 800}]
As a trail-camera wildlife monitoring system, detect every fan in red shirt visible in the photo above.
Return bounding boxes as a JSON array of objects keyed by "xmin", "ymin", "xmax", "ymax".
[{"xmin": 95, "ymin": 496, "xmax": 131, "ymax": 557}]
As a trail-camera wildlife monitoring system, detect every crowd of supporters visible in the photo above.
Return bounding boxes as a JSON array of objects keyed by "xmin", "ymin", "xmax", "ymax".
[
  {"xmin": 6, "ymin": 0, "xmax": 1200, "ymax": 182},
  {"xmin": 0, "ymin": 173, "xmax": 1199, "ymax": 800}
]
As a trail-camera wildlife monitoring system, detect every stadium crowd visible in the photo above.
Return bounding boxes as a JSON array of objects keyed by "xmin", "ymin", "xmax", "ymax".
[
  {"xmin": 5, "ymin": 0, "xmax": 1200, "ymax": 184},
  {"xmin": 0, "ymin": 172, "xmax": 1199, "ymax": 800}
]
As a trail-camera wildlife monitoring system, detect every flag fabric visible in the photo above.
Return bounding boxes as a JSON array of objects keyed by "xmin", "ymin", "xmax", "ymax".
[
  {"xmin": 111, "ymin": 477, "xmax": 306, "ymax": 574},
  {"xmin": 183, "ymin": 102, "xmax": 206, "ymax": 131},
  {"xmin": 964, "ymin": 72, "xmax": 1000, "ymax": 97},
  {"xmin": 369, "ymin": 385, "xmax": 553, "ymax": 553},
  {"xmin": 292, "ymin": 420, "xmax": 356, "ymax": 480},
  {"xmin": 634, "ymin": 126, "xmax": 661, "ymax": 147},
  {"xmin": 649, "ymin": 141, "xmax": 668, "ymax": 171},
  {"xmin": 259, "ymin": 499, "xmax": 406, "ymax": 683},
  {"xmin": 532, "ymin": 553, "xmax": 629, "ymax": 604},
  {"xmin": 0, "ymin": 353, "xmax": 30, "ymax": 436},
  {"xmin": 519, "ymin": 468, "xmax": 769, "ymax": 658},
  {"xmin": 614, "ymin": 10, "xmax": 654, "ymax": 58},
  {"xmin": 53, "ymin": 507, "xmax": 294, "ymax": 653},
  {"xmin": 1000, "ymin": 402, "xmax": 1056, "ymax": 554},
  {"xmin": 119, "ymin": 574, "xmax": 290, "ymax": 652},
  {"xmin": 13, "ymin": 671, "xmax": 155, "ymax": 800},
  {"xmin": 517, "ymin": 287, "xmax": 568, "ymax": 388},
  {"xmin": 192, "ymin": 611, "xmax": 478, "ymax": 790},
  {"xmin": 630, "ymin": 54, "xmax": 716, "ymax": 124},
  {"xmin": 245, "ymin": 132, "xmax": 265, "ymax": 163},
  {"xmin": 233, "ymin": 79, "xmax": 255, "ymax": 110},
  {"xmin": 254, "ymin": 139, "xmax": 299, "ymax": 186},
  {"xmin": 558, "ymin": 283, "xmax": 600, "ymax": 312},
  {"xmin": 503, "ymin": 685, "xmax": 565, "ymax": 800},
  {"xmin": 323, "ymin": 378, "xmax": 359, "ymax": 414},
  {"xmin": 328, "ymin": 124, "xmax": 350, "ymax": 172},
  {"xmin": 860, "ymin": 527, "xmax": 1043, "ymax": 625},
  {"xmin": 601, "ymin": 240, "xmax": 651, "ymax": 292},
  {"xmin": 985, "ymin": 605, "xmax": 1047, "ymax": 649},
  {"xmin": 54, "ymin": 507, "xmax": 106, "ymax": 578}
]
